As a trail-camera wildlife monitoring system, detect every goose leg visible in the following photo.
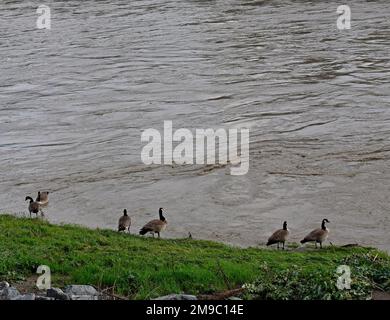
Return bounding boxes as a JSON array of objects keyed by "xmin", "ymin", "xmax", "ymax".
[
  {"xmin": 158, "ymin": 232, "xmax": 160, "ymax": 238},
  {"xmin": 277, "ymin": 243, "xmax": 279, "ymax": 250},
  {"xmin": 282, "ymin": 242, "xmax": 285, "ymax": 250},
  {"xmin": 320, "ymin": 242, "xmax": 323, "ymax": 249},
  {"xmin": 315, "ymin": 242, "xmax": 318, "ymax": 249}
]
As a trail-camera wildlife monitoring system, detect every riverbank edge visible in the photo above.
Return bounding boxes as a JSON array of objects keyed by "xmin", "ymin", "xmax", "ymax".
[{"xmin": 0, "ymin": 214, "xmax": 389, "ymax": 300}]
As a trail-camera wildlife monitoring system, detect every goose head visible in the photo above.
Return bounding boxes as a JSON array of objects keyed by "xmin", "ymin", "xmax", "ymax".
[{"xmin": 321, "ymin": 218, "xmax": 330, "ymax": 230}]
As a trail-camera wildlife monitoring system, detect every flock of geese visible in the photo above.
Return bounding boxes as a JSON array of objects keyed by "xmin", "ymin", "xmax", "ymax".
[
  {"xmin": 25, "ymin": 191, "xmax": 330, "ymax": 249},
  {"xmin": 266, "ymin": 219, "xmax": 330, "ymax": 249},
  {"xmin": 118, "ymin": 207, "xmax": 167, "ymax": 238}
]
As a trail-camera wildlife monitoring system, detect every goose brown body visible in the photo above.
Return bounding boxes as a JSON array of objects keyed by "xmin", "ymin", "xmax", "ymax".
[
  {"xmin": 139, "ymin": 208, "xmax": 167, "ymax": 238},
  {"xmin": 25, "ymin": 196, "xmax": 42, "ymax": 218},
  {"xmin": 118, "ymin": 209, "xmax": 131, "ymax": 233},
  {"xmin": 267, "ymin": 221, "xmax": 289, "ymax": 249},
  {"xmin": 300, "ymin": 219, "xmax": 330, "ymax": 248}
]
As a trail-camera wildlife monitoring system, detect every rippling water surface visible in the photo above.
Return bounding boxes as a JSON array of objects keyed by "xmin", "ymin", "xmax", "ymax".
[{"xmin": 1, "ymin": 0, "xmax": 390, "ymax": 251}]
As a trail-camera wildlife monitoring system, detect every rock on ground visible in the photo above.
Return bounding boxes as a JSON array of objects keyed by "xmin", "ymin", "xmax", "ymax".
[
  {"xmin": 0, "ymin": 282, "xmax": 106, "ymax": 300},
  {"xmin": 64, "ymin": 285, "xmax": 99, "ymax": 300},
  {"xmin": 0, "ymin": 285, "xmax": 20, "ymax": 300},
  {"xmin": 11, "ymin": 293, "xmax": 36, "ymax": 300},
  {"xmin": 0, "ymin": 281, "xmax": 9, "ymax": 290},
  {"xmin": 47, "ymin": 287, "xmax": 70, "ymax": 300}
]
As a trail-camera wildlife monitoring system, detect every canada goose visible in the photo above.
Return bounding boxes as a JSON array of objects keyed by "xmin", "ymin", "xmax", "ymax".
[
  {"xmin": 25, "ymin": 196, "xmax": 43, "ymax": 218},
  {"xmin": 118, "ymin": 209, "xmax": 131, "ymax": 233},
  {"xmin": 139, "ymin": 208, "xmax": 167, "ymax": 238},
  {"xmin": 267, "ymin": 221, "xmax": 289, "ymax": 250},
  {"xmin": 36, "ymin": 191, "xmax": 49, "ymax": 206},
  {"xmin": 300, "ymin": 218, "xmax": 330, "ymax": 249}
]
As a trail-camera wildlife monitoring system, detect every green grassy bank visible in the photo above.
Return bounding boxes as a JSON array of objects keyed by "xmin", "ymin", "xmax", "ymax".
[{"xmin": 0, "ymin": 214, "xmax": 389, "ymax": 299}]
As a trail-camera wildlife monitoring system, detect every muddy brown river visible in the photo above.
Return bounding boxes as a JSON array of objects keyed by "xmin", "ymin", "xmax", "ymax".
[{"xmin": 1, "ymin": 0, "xmax": 389, "ymax": 251}]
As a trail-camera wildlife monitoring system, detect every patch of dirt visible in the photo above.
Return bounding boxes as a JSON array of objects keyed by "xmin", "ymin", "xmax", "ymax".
[
  {"xmin": 372, "ymin": 290, "xmax": 390, "ymax": 300},
  {"xmin": 11, "ymin": 275, "xmax": 44, "ymax": 295}
]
